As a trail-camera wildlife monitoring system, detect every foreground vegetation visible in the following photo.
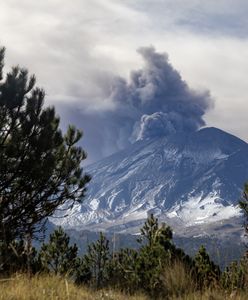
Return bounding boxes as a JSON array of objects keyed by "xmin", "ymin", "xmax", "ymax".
[
  {"xmin": 1, "ymin": 216, "xmax": 248, "ymax": 299},
  {"xmin": 0, "ymin": 273, "xmax": 248, "ymax": 300},
  {"xmin": 0, "ymin": 274, "xmax": 146, "ymax": 300}
]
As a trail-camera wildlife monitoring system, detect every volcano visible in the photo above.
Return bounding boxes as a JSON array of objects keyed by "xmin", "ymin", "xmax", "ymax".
[{"xmin": 51, "ymin": 127, "xmax": 247, "ymax": 233}]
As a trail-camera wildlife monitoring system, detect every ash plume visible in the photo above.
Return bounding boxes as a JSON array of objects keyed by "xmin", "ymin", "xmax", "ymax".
[
  {"xmin": 63, "ymin": 46, "xmax": 213, "ymax": 163},
  {"xmin": 110, "ymin": 46, "xmax": 211, "ymax": 141}
]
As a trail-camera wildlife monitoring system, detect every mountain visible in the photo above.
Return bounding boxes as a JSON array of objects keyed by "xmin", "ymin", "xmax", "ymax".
[{"xmin": 51, "ymin": 127, "xmax": 248, "ymax": 234}]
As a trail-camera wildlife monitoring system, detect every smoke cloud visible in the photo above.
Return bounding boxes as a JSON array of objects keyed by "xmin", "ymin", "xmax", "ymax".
[{"xmin": 63, "ymin": 46, "xmax": 213, "ymax": 163}]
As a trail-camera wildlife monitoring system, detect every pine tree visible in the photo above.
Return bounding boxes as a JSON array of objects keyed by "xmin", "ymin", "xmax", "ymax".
[
  {"xmin": 194, "ymin": 245, "xmax": 220, "ymax": 288},
  {"xmin": 0, "ymin": 239, "xmax": 38, "ymax": 274},
  {"xmin": 110, "ymin": 248, "xmax": 140, "ymax": 292},
  {"xmin": 85, "ymin": 232, "xmax": 110, "ymax": 288},
  {"xmin": 0, "ymin": 47, "xmax": 90, "ymax": 245},
  {"xmin": 221, "ymin": 254, "xmax": 248, "ymax": 290},
  {"xmin": 138, "ymin": 214, "xmax": 172, "ymax": 248},
  {"xmin": 136, "ymin": 214, "xmax": 173, "ymax": 296},
  {"xmin": 39, "ymin": 227, "xmax": 78, "ymax": 276},
  {"xmin": 74, "ymin": 255, "xmax": 92, "ymax": 285},
  {"xmin": 239, "ymin": 183, "xmax": 248, "ymax": 246}
]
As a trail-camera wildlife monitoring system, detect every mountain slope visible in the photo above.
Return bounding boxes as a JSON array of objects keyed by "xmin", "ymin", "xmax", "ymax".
[{"xmin": 51, "ymin": 127, "xmax": 248, "ymax": 230}]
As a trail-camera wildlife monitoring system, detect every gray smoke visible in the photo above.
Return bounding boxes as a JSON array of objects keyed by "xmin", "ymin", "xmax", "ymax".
[
  {"xmin": 134, "ymin": 112, "xmax": 193, "ymax": 140},
  {"xmin": 106, "ymin": 46, "xmax": 211, "ymax": 140},
  {"xmin": 61, "ymin": 46, "xmax": 213, "ymax": 163}
]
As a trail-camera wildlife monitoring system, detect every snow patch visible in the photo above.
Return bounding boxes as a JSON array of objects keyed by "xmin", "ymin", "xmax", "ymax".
[
  {"xmin": 166, "ymin": 192, "xmax": 241, "ymax": 226},
  {"xmin": 89, "ymin": 198, "xmax": 99, "ymax": 210}
]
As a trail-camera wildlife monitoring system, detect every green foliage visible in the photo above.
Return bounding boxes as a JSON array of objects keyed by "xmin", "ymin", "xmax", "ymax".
[
  {"xmin": 133, "ymin": 214, "xmax": 173, "ymax": 296},
  {"xmin": 73, "ymin": 255, "xmax": 92, "ymax": 285},
  {"xmin": 0, "ymin": 239, "xmax": 38, "ymax": 274},
  {"xmin": 240, "ymin": 183, "xmax": 248, "ymax": 215},
  {"xmin": 110, "ymin": 248, "xmax": 140, "ymax": 293},
  {"xmin": 39, "ymin": 227, "xmax": 78, "ymax": 276},
  {"xmin": 221, "ymin": 254, "xmax": 248, "ymax": 290},
  {"xmin": 229, "ymin": 183, "xmax": 248, "ymax": 290},
  {"xmin": 85, "ymin": 232, "xmax": 111, "ymax": 288},
  {"xmin": 194, "ymin": 245, "xmax": 220, "ymax": 288},
  {"xmin": 0, "ymin": 47, "xmax": 91, "ymax": 244},
  {"xmin": 107, "ymin": 214, "xmax": 195, "ymax": 297},
  {"xmin": 2, "ymin": 214, "xmax": 248, "ymax": 297},
  {"xmin": 240, "ymin": 183, "xmax": 248, "ymax": 239},
  {"xmin": 138, "ymin": 214, "xmax": 172, "ymax": 248}
]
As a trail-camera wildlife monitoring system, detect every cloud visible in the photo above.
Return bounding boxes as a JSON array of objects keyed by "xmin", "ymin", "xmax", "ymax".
[
  {"xmin": 1, "ymin": 0, "xmax": 248, "ymax": 163},
  {"xmin": 127, "ymin": 0, "xmax": 248, "ymax": 38}
]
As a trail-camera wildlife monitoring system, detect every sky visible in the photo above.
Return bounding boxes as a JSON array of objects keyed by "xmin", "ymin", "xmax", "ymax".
[{"xmin": 1, "ymin": 0, "xmax": 248, "ymax": 164}]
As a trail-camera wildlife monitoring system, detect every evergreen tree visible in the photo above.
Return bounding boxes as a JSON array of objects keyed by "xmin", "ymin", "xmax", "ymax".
[
  {"xmin": 0, "ymin": 47, "xmax": 90, "ymax": 244},
  {"xmin": 39, "ymin": 227, "xmax": 78, "ymax": 276},
  {"xmin": 74, "ymin": 255, "xmax": 92, "ymax": 285},
  {"xmin": 194, "ymin": 245, "xmax": 220, "ymax": 288},
  {"xmin": 110, "ymin": 248, "xmax": 140, "ymax": 293},
  {"xmin": 239, "ymin": 183, "xmax": 248, "ymax": 245},
  {"xmin": 0, "ymin": 239, "xmax": 38, "ymax": 274},
  {"xmin": 85, "ymin": 232, "xmax": 111, "ymax": 288},
  {"xmin": 136, "ymin": 214, "xmax": 173, "ymax": 296},
  {"xmin": 221, "ymin": 254, "xmax": 248, "ymax": 290},
  {"xmin": 138, "ymin": 214, "xmax": 173, "ymax": 249}
]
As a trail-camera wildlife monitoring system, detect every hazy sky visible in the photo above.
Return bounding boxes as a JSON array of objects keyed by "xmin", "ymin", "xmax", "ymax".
[{"xmin": 1, "ymin": 0, "xmax": 248, "ymax": 163}]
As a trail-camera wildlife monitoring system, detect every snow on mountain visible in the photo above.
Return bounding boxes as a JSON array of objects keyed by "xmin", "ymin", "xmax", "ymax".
[{"xmin": 51, "ymin": 127, "xmax": 247, "ymax": 231}]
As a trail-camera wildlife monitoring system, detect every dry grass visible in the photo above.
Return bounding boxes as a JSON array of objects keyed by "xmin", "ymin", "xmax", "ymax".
[
  {"xmin": 0, "ymin": 273, "xmax": 247, "ymax": 300},
  {"xmin": 162, "ymin": 261, "xmax": 248, "ymax": 300},
  {"xmin": 0, "ymin": 274, "xmax": 147, "ymax": 300},
  {"xmin": 162, "ymin": 260, "xmax": 196, "ymax": 297},
  {"xmin": 172, "ymin": 290, "xmax": 248, "ymax": 300}
]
